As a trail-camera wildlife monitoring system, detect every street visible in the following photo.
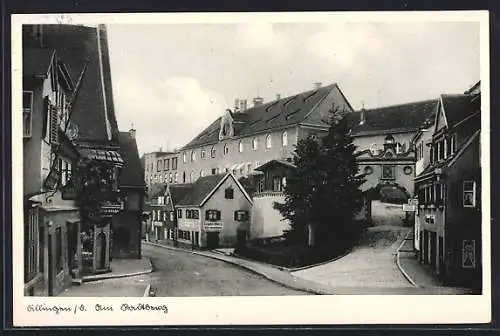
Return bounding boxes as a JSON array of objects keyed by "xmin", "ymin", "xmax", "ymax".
[{"xmin": 143, "ymin": 244, "xmax": 307, "ymax": 296}]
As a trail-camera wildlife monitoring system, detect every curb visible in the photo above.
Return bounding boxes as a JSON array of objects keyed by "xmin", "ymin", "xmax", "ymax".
[
  {"xmin": 143, "ymin": 284, "xmax": 152, "ymax": 297},
  {"xmin": 81, "ymin": 258, "xmax": 154, "ymax": 283},
  {"xmin": 279, "ymin": 247, "xmax": 354, "ymax": 273},
  {"xmin": 143, "ymin": 241, "xmax": 331, "ymax": 295},
  {"xmin": 395, "ymin": 231, "xmax": 418, "ymax": 288}
]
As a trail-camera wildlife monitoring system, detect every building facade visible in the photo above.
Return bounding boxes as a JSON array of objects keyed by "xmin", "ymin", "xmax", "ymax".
[
  {"xmin": 175, "ymin": 173, "xmax": 253, "ymax": 248},
  {"xmin": 415, "ymin": 82, "xmax": 481, "ymax": 289},
  {"xmin": 144, "ymin": 150, "xmax": 180, "ymax": 193}
]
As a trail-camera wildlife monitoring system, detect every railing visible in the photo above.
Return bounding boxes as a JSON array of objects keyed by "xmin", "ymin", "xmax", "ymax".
[{"xmin": 253, "ymin": 191, "xmax": 285, "ymax": 198}]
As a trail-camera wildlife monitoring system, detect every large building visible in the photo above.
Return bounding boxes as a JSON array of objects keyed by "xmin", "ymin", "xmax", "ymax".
[
  {"xmin": 143, "ymin": 149, "xmax": 180, "ymax": 194},
  {"xmin": 414, "ymin": 81, "xmax": 481, "ymax": 289},
  {"xmin": 176, "ymin": 83, "xmax": 354, "ymax": 183},
  {"xmin": 22, "ymin": 24, "xmax": 125, "ymax": 295}
]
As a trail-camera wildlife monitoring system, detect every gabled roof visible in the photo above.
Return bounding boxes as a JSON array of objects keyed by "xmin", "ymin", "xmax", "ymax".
[
  {"xmin": 346, "ymin": 99, "xmax": 438, "ymax": 136},
  {"xmin": 23, "ymin": 47, "xmax": 55, "ymax": 77},
  {"xmin": 440, "ymin": 94, "xmax": 478, "ymax": 129},
  {"xmin": 32, "ymin": 24, "xmax": 120, "ymax": 144},
  {"xmin": 118, "ymin": 132, "xmax": 145, "ymax": 188},
  {"xmin": 255, "ymin": 159, "xmax": 296, "ymax": 171},
  {"xmin": 168, "ymin": 183, "xmax": 194, "ymax": 206},
  {"xmin": 176, "ymin": 173, "xmax": 252, "ymax": 207},
  {"xmin": 182, "ymin": 83, "xmax": 350, "ymax": 150}
]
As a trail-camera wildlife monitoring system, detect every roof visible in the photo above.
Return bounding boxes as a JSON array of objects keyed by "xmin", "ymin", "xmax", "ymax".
[
  {"xmin": 148, "ymin": 183, "xmax": 167, "ymax": 198},
  {"xmin": 182, "ymin": 83, "xmax": 350, "ymax": 150},
  {"xmin": 440, "ymin": 94, "xmax": 478, "ymax": 128},
  {"xmin": 23, "ymin": 47, "xmax": 55, "ymax": 77},
  {"xmin": 30, "ymin": 24, "xmax": 120, "ymax": 144},
  {"xmin": 167, "ymin": 183, "xmax": 194, "ymax": 210},
  {"xmin": 118, "ymin": 132, "xmax": 146, "ymax": 187},
  {"xmin": 255, "ymin": 159, "xmax": 297, "ymax": 171},
  {"xmin": 346, "ymin": 99, "xmax": 438, "ymax": 135},
  {"xmin": 177, "ymin": 174, "xmax": 227, "ymax": 207}
]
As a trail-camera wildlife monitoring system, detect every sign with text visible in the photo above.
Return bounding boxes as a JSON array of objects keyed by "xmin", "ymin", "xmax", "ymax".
[
  {"xmin": 204, "ymin": 222, "xmax": 223, "ymax": 232},
  {"xmin": 403, "ymin": 204, "xmax": 416, "ymax": 212}
]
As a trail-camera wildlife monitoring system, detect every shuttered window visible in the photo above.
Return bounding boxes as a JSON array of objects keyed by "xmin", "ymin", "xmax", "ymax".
[{"xmin": 49, "ymin": 105, "xmax": 59, "ymax": 144}]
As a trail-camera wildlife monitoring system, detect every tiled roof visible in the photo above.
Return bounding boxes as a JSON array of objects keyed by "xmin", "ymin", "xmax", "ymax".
[
  {"xmin": 176, "ymin": 174, "xmax": 227, "ymax": 207},
  {"xmin": 32, "ymin": 24, "xmax": 119, "ymax": 144},
  {"xmin": 23, "ymin": 47, "xmax": 55, "ymax": 77},
  {"xmin": 118, "ymin": 132, "xmax": 145, "ymax": 188},
  {"xmin": 255, "ymin": 159, "xmax": 296, "ymax": 171},
  {"xmin": 440, "ymin": 94, "xmax": 478, "ymax": 128},
  {"xmin": 346, "ymin": 99, "xmax": 438, "ymax": 135},
  {"xmin": 182, "ymin": 84, "xmax": 347, "ymax": 150},
  {"xmin": 167, "ymin": 184, "xmax": 193, "ymax": 211}
]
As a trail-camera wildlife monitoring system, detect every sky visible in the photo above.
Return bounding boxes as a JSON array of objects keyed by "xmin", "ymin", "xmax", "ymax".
[{"xmin": 105, "ymin": 21, "xmax": 480, "ymax": 155}]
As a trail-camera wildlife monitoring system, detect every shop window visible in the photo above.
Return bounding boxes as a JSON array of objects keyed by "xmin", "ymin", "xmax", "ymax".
[
  {"xmin": 381, "ymin": 165, "xmax": 395, "ymax": 180},
  {"xmin": 225, "ymin": 187, "xmax": 234, "ymax": 199},
  {"xmin": 206, "ymin": 210, "xmax": 221, "ymax": 221},
  {"xmin": 23, "ymin": 91, "xmax": 33, "ymax": 138},
  {"xmin": 463, "ymin": 180, "xmax": 476, "ymax": 208}
]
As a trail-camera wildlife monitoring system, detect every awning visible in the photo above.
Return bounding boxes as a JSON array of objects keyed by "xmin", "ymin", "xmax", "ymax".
[{"xmin": 79, "ymin": 148, "xmax": 125, "ymax": 167}]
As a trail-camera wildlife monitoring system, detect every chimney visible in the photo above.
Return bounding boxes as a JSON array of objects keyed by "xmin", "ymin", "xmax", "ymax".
[
  {"xmin": 234, "ymin": 99, "xmax": 240, "ymax": 112},
  {"xmin": 159, "ymin": 146, "xmax": 163, "ymax": 153},
  {"xmin": 276, "ymin": 93, "xmax": 281, "ymax": 101},
  {"xmin": 240, "ymin": 99, "xmax": 247, "ymax": 112},
  {"xmin": 313, "ymin": 82, "xmax": 322, "ymax": 90},
  {"xmin": 129, "ymin": 128, "xmax": 136, "ymax": 139},
  {"xmin": 359, "ymin": 109, "xmax": 366, "ymax": 126},
  {"xmin": 253, "ymin": 97, "xmax": 264, "ymax": 107}
]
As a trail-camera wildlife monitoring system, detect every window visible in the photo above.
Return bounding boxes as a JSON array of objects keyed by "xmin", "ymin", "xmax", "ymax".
[
  {"xmin": 364, "ymin": 166, "xmax": 373, "ymax": 175},
  {"xmin": 169, "ymin": 211, "xmax": 174, "ymax": 221},
  {"xmin": 370, "ymin": 143, "xmax": 379, "ymax": 155},
  {"xmin": 211, "ymin": 168, "xmax": 217, "ymax": 175},
  {"xmin": 177, "ymin": 209, "xmax": 182, "ymax": 218},
  {"xmin": 190, "ymin": 171, "xmax": 195, "ymax": 183},
  {"xmin": 381, "ymin": 165, "xmax": 395, "ymax": 180},
  {"xmin": 23, "ymin": 91, "xmax": 33, "ymax": 138},
  {"xmin": 282, "ymin": 176, "xmax": 287, "ymax": 189},
  {"xmin": 451, "ymin": 134, "xmax": 457, "ymax": 154},
  {"xmin": 239, "ymin": 141, "xmax": 243, "ymax": 153},
  {"xmin": 201, "ymin": 150, "xmax": 206, "ymax": 159},
  {"xmin": 169, "ymin": 173, "xmax": 173, "ymax": 183},
  {"xmin": 59, "ymin": 159, "xmax": 72, "ymax": 187},
  {"xmin": 403, "ymin": 166, "xmax": 413, "ymax": 175},
  {"xmin": 191, "ymin": 151, "xmax": 196, "ymax": 162},
  {"xmin": 192, "ymin": 210, "xmax": 199, "ymax": 219},
  {"xmin": 158, "ymin": 196, "xmax": 165, "ymax": 205},
  {"xmin": 225, "ymin": 187, "xmax": 234, "ymax": 199},
  {"xmin": 157, "ymin": 160, "xmax": 162, "ymax": 171},
  {"xmin": 55, "ymin": 228, "xmax": 62, "ymax": 272},
  {"xmin": 183, "ymin": 152, "xmax": 187, "ymax": 163},
  {"xmin": 211, "ymin": 146, "xmax": 216, "ymax": 158},
  {"xmin": 172, "ymin": 157, "xmax": 178, "ymax": 170},
  {"xmin": 385, "ymin": 134, "xmax": 395, "ymax": 144},
  {"xmin": 186, "ymin": 210, "xmax": 192, "ymax": 219},
  {"xmin": 438, "ymin": 140, "xmax": 445, "ymax": 160},
  {"xmin": 224, "ymin": 144, "xmax": 229, "ymax": 155},
  {"xmin": 247, "ymin": 164, "xmax": 252, "ymax": 174},
  {"xmin": 206, "ymin": 210, "xmax": 221, "ymax": 221},
  {"xmin": 463, "ymin": 180, "xmax": 476, "ymax": 207},
  {"xmin": 163, "ymin": 211, "xmax": 167, "ymax": 221},
  {"xmin": 174, "ymin": 172, "xmax": 178, "ymax": 183},
  {"xmin": 182, "ymin": 172, "xmax": 186, "ymax": 183},
  {"xmin": 164, "ymin": 159, "xmax": 170, "ymax": 170},
  {"xmin": 272, "ymin": 177, "xmax": 283, "ymax": 191},
  {"xmin": 166, "ymin": 196, "xmax": 170, "ymax": 204},
  {"xmin": 266, "ymin": 134, "xmax": 272, "ymax": 148},
  {"xmin": 282, "ymin": 131, "xmax": 288, "ymax": 147},
  {"xmin": 253, "ymin": 138, "xmax": 258, "ymax": 150},
  {"xmin": 234, "ymin": 210, "xmax": 249, "ymax": 221},
  {"xmin": 200, "ymin": 170, "xmax": 206, "ymax": 177},
  {"xmin": 178, "ymin": 230, "xmax": 191, "ymax": 240}
]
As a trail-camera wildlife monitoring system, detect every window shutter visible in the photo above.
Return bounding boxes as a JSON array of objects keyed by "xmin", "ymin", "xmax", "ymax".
[
  {"xmin": 42, "ymin": 97, "xmax": 49, "ymax": 138},
  {"xmin": 49, "ymin": 105, "xmax": 59, "ymax": 144},
  {"xmin": 205, "ymin": 210, "xmax": 210, "ymax": 220},
  {"xmin": 217, "ymin": 210, "xmax": 221, "ymax": 221}
]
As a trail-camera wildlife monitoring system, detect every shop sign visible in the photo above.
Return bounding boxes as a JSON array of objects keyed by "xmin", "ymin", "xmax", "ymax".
[
  {"xmin": 462, "ymin": 240, "xmax": 476, "ymax": 269},
  {"xmin": 204, "ymin": 222, "xmax": 223, "ymax": 232}
]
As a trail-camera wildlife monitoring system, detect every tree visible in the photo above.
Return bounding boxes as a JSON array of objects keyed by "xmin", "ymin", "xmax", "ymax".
[{"xmin": 274, "ymin": 104, "xmax": 364, "ymax": 246}]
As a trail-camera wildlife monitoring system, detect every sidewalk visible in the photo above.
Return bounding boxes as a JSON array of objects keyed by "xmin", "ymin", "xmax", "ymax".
[
  {"xmin": 81, "ymin": 257, "xmax": 153, "ymax": 282},
  {"xmin": 60, "ymin": 274, "xmax": 151, "ymax": 297},
  {"xmin": 396, "ymin": 234, "xmax": 473, "ymax": 294}
]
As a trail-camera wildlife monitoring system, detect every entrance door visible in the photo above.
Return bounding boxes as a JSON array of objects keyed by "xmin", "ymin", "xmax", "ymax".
[
  {"xmin": 237, "ymin": 230, "xmax": 247, "ymax": 246},
  {"xmin": 96, "ymin": 231, "xmax": 107, "ymax": 270},
  {"xmin": 206, "ymin": 232, "xmax": 219, "ymax": 249}
]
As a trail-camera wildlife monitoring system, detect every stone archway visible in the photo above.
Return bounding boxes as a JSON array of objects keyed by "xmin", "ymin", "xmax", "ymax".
[{"xmin": 364, "ymin": 182, "xmax": 411, "ymax": 227}]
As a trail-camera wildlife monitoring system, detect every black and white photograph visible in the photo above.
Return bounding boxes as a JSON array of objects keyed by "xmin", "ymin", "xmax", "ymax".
[{"xmin": 12, "ymin": 11, "xmax": 490, "ymax": 326}]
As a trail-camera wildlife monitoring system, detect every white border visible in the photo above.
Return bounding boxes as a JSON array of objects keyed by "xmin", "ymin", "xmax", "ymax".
[{"xmin": 12, "ymin": 11, "xmax": 491, "ymax": 326}]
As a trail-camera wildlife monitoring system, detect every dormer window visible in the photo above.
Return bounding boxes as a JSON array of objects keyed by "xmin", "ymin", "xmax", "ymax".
[{"xmin": 385, "ymin": 135, "xmax": 395, "ymax": 144}]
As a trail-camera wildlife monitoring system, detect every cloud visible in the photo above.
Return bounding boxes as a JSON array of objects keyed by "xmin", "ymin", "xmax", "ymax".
[
  {"xmin": 113, "ymin": 75, "xmax": 227, "ymax": 154},
  {"xmin": 235, "ymin": 23, "xmax": 288, "ymax": 56}
]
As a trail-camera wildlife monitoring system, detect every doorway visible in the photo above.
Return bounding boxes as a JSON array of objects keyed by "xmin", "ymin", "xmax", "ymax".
[
  {"xmin": 96, "ymin": 231, "xmax": 107, "ymax": 270},
  {"xmin": 237, "ymin": 230, "xmax": 247, "ymax": 246},
  {"xmin": 206, "ymin": 232, "xmax": 219, "ymax": 249}
]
